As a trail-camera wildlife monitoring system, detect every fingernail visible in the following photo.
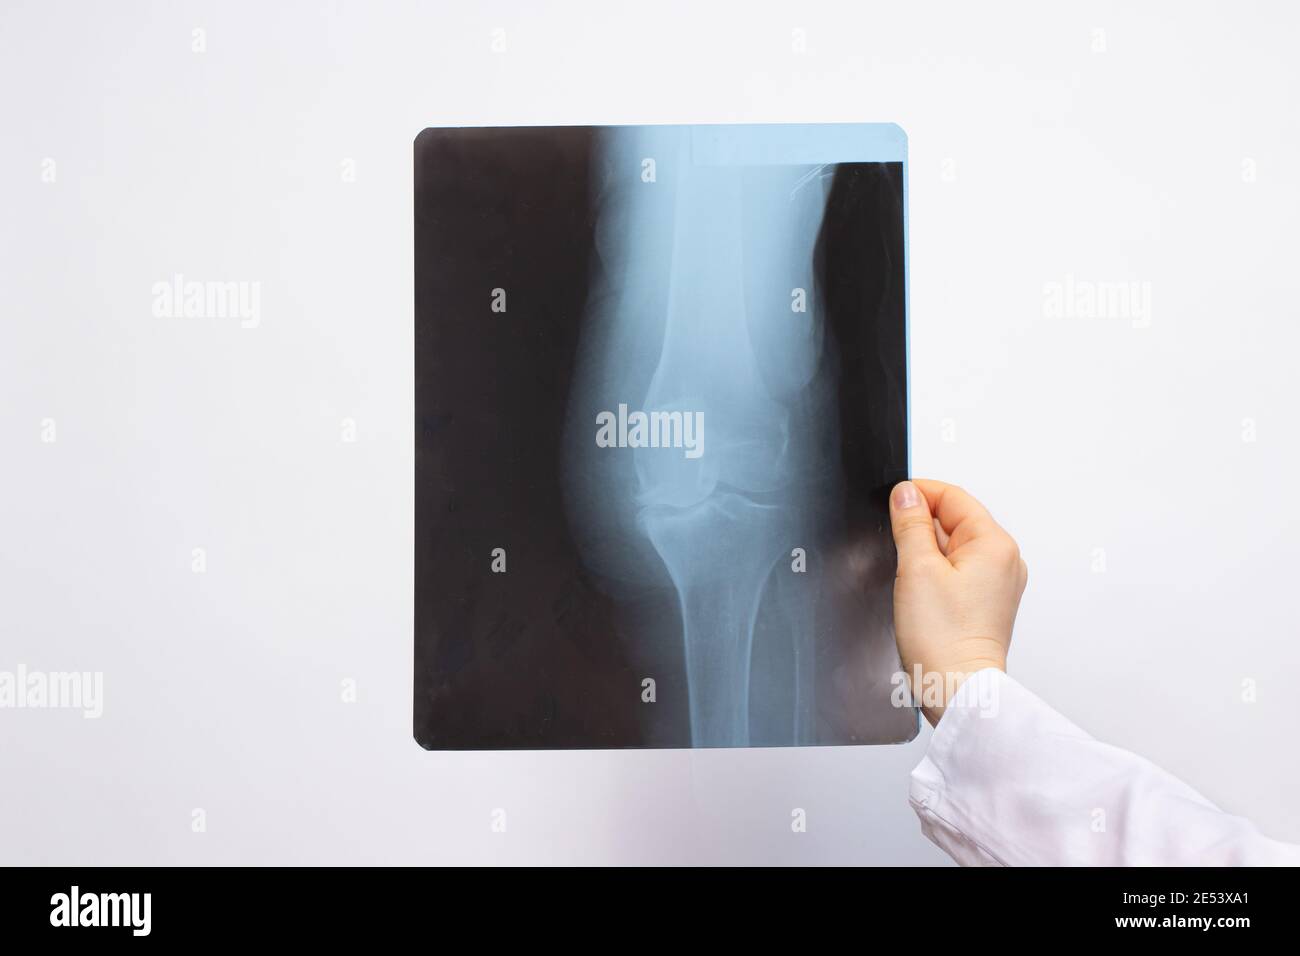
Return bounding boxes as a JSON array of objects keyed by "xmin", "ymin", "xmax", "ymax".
[{"xmin": 893, "ymin": 481, "xmax": 920, "ymax": 510}]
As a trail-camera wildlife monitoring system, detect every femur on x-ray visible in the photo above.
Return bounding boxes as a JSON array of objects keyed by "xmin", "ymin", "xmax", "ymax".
[{"xmin": 415, "ymin": 123, "xmax": 915, "ymax": 749}]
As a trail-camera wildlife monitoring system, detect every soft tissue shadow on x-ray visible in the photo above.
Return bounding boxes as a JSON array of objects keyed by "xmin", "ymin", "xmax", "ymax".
[{"xmin": 414, "ymin": 125, "xmax": 912, "ymax": 749}]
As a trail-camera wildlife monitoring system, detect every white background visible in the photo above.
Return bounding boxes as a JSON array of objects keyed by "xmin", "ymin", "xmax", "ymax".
[{"xmin": 2, "ymin": 0, "xmax": 1297, "ymax": 865}]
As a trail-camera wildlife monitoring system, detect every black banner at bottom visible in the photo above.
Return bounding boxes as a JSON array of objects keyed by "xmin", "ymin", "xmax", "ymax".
[{"xmin": 0, "ymin": 866, "xmax": 1280, "ymax": 941}]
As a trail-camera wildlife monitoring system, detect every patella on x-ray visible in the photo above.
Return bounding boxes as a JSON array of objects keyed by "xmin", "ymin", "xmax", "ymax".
[{"xmin": 415, "ymin": 123, "xmax": 915, "ymax": 749}]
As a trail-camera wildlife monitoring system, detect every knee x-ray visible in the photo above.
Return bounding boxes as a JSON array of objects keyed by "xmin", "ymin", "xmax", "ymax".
[{"xmin": 415, "ymin": 123, "xmax": 916, "ymax": 749}]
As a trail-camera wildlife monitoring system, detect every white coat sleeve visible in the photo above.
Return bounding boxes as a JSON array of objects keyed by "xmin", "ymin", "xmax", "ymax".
[{"xmin": 908, "ymin": 668, "xmax": 1300, "ymax": 866}]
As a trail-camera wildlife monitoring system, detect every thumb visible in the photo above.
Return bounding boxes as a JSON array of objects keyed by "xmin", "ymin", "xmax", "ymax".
[{"xmin": 890, "ymin": 480, "xmax": 941, "ymax": 568}]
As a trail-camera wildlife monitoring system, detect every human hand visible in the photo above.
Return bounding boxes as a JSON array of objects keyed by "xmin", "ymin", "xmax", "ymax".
[{"xmin": 889, "ymin": 479, "xmax": 1028, "ymax": 726}]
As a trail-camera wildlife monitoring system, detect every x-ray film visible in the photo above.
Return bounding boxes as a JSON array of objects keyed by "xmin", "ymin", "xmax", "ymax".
[{"xmin": 415, "ymin": 123, "xmax": 916, "ymax": 749}]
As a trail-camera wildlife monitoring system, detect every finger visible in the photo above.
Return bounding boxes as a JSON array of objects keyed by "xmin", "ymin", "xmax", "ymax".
[
  {"xmin": 890, "ymin": 480, "xmax": 942, "ymax": 569},
  {"xmin": 912, "ymin": 479, "xmax": 1002, "ymax": 552}
]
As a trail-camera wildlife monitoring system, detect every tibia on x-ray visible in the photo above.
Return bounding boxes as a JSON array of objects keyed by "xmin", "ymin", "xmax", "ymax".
[{"xmin": 562, "ymin": 127, "xmax": 841, "ymax": 747}]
